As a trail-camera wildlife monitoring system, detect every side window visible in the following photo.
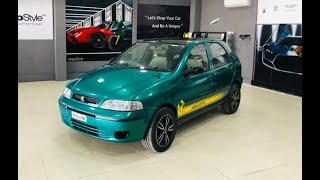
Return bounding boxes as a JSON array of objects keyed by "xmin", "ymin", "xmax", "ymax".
[
  {"xmin": 209, "ymin": 43, "xmax": 230, "ymax": 68},
  {"xmin": 186, "ymin": 44, "xmax": 210, "ymax": 71}
]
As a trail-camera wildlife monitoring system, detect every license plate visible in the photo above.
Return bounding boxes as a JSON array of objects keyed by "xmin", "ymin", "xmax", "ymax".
[{"xmin": 71, "ymin": 111, "xmax": 87, "ymax": 122}]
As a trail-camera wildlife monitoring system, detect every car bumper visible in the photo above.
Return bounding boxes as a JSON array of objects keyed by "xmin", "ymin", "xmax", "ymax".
[
  {"xmin": 67, "ymin": 34, "xmax": 79, "ymax": 44},
  {"xmin": 58, "ymin": 96, "xmax": 152, "ymax": 143}
]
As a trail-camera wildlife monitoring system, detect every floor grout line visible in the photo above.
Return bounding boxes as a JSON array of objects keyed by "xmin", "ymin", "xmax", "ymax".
[
  {"xmin": 136, "ymin": 146, "xmax": 172, "ymax": 178},
  {"xmin": 79, "ymin": 135, "xmax": 107, "ymax": 175},
  {"xmin": 243, "ymin": 163, "xmax": 286, "ymax": 176},
  {"xmin": 150, "ymin": 159, "xmax": 172, "ymax": 178},
  {"xmin": 78, "ymin": 172, "xmax": 107, "ymax": 179},
  {"xmin": 42, "ymin": 160, "xmax": 49, "ymax": 180},
  {"xmin": 215, "ymin": 168, "xmax": 230, "ymax": 179}
]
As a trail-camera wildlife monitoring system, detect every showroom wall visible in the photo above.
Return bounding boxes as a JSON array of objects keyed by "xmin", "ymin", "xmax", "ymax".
[
  {"xmin": 19, "ymin": 0, "xmax": 257, "ymax": 83},
  {"xmin": 18, "ymin": 0, "xmax": 55, "ymax": 82},
  {"xmin": 67, "ymin": 0, "xmax": 193, "ymax": 79},
  {"xmin": 200, "ymin": 0, "xmax": 258, "ymax": 83},
  {"xmin": 18, "ymin": 41, "xmax": 55, "ymax": 81}
]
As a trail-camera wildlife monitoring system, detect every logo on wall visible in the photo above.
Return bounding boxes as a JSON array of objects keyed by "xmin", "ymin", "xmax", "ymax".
[
  {"xmin": 18, "ymin": 14, "xmax": 45, "ymax": 22},
  {"xmin": 66, "ymin": 0, "xmax": 133, "ymax": 62},
  {"xmin": 18, "ymin": 13, "xmax": 46, "ymax": 27},
  {"xmin": 18, "ymin": 0, "xmax": 53, "ymax": 40},
  {"xmin": 257, "ymin": 0, "xmax": 302, "ymax": 24}
]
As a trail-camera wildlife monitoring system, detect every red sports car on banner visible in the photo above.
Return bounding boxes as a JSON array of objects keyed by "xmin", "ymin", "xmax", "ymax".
[{"xmin": 67, "ymin": 21, "xmax": 115, "ymax": 49}]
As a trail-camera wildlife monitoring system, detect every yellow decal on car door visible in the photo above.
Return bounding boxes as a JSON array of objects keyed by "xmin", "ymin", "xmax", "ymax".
[{"xmin": 177, "ymin": 92, "xmax": 225, "ymax": 118}]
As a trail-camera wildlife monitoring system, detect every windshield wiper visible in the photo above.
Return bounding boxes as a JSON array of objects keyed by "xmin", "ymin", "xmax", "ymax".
[
  {"xmin": 110, "ymin": 62, "xmax": 142, "ymax": 69},
  {"xmin": 110, "ymin": 62, "xmax": 129, "ymax": 67},
  {"xmin": 144, "ymin": 66, "xmax": 172, "ymax": 72}
]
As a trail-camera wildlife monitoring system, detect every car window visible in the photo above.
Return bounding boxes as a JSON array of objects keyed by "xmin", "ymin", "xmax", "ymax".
[
  {"xmin": 209, "ymin": 43, "xmax": 230, "ymax": 68},
  {"xmin": 186, "ymin": 44, "xmax": 209, "ymax": 71},
  {"xmin": 109, "ymin": 42, "xmax": 185, "ymax": 72}
]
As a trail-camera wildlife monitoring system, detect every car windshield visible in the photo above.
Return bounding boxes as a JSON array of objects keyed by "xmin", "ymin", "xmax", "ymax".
[
  {"xmin": 109, "ymin": 42, "xmax": 186, "ymax": 72},
  {"xmin": 110, "ymin": 22, "xmax": 122, "ymax": 30},
  {"xmin": 97, "ymin": 22, "xmax": 111, "ymax": 28}
]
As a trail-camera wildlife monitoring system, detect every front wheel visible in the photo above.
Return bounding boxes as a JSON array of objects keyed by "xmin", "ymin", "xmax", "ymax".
[
  {"xmin": 108, "ymin": 34, "xmax": 121, "ymax": 51},
  {"xmin": 220, "ymin": 83, "xmax": 241, "ymax": 114},
  {"xmin": 141, "ymin": 107, "xmax": 176, "ymax": 152},
  {"xmin": 91, "ymin": 33, "xmax": 106, "ymax": 48}
]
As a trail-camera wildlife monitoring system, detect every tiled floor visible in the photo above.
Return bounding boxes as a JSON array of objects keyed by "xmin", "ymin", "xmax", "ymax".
[{"xmin": 18, "ymin": 81, "xmax": 302, "ymax": 180}]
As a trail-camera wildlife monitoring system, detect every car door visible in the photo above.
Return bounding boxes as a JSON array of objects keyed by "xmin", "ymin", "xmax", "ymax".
[
  {"xmin": 208, "ymin": 42, "xmax": 234, "ymax": 94},
  {"xmin": 175, "ymin": 43, "xmax": 215, "ymax": 118}
]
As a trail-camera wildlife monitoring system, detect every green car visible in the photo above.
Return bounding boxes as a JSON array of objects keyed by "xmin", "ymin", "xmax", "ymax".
[{"xmin": 58, "ymin": 39, "xmax": 243, "ymax": 152}]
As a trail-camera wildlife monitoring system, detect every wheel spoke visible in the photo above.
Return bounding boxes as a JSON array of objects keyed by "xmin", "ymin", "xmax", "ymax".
[
  {"xmin": 231, "ymin": 101, "xmax": 235, "ymax": 109},
  {"xmin": 165, "ymin": 133, "xmax": 170, "ymax": 145},
  {"xmin": 168, "ymin": 125, "xmax": 174, "ymax": 132},
  {"xmin": 157, "ymin": 132, "xmax": 164, "ymax": 145},
  {"xmin": 165, "ymin": 115, "xmax": 170, "ymax": 127},
  {"xmin": 234, "ymin": 101, "xmax": 238, "ymax": 109},
  {"xmin": 157, "ymin": 122, "xmax": 164, "ymax": 130},
  {"xmin": 233, "ymin": 100, "xmax": 239, "ymax": 109}
]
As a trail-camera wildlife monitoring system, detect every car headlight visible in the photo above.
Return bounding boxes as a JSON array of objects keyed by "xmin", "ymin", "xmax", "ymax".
[
  {"xmin": 63, "ymin": 87, "xmax": 72, "ymax": 99},
  {"xmin": 73, "ymin": 31, "xmax": 82, "ymax": 36},
  {"xmin": 101, "ymin": 100, "xmax": 143, "ymax": 111}
]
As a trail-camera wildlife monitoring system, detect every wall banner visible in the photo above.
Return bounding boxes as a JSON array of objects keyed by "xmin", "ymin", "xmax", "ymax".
[
  {"xmin": 66, "ymin": 0, "xmax": 133, "ymax": 62},
  {"xmin": 137, "ymin": 4, "xmax": 190, "ymax": 39},
  {"xmin": 257, "ymin": 0, "xmax": 302, "ymax": 24}
]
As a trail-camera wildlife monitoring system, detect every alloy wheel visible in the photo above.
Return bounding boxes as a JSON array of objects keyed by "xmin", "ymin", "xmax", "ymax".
[
  {"xmin": 155, "ymin": 114, "xmax": 175, "ymax": 147},
  {"xmin": 230, "ymin": 87, "xmax": 240, "ymax": 111},
  {"xmin": 91, "ymin": 33, "xmax": 106, "ymax": 48}
]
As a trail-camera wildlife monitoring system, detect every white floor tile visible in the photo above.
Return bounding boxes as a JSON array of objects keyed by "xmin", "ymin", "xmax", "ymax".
[{"xmin": 18, "ymin": 81, "xmax": 301, "ymax": 180}]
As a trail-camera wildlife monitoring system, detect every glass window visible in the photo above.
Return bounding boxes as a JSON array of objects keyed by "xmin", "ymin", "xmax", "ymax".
[
  {"xmin": 186, "ymin": 44, "xmax": 209, "ymax": 71},
  {"xmin": 109, "ymin": 42, "xmax": 185, "ymax": 72},
  {"xmin": 209, "ymin": 43, "xmax": 230, "ymax": 68}
]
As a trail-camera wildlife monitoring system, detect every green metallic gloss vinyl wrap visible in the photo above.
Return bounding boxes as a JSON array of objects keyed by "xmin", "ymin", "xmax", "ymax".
[{"xmin": 58, "ymin": 39, "xmax": 242, "ymax": 143}]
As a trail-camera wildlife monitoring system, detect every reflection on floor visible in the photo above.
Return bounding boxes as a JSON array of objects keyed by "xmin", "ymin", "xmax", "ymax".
[{"xmin": 18, "ymin": 81, "xmax": 302, "ymax": 180}]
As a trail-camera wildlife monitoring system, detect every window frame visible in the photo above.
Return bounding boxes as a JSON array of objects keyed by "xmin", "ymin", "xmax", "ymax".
[
  {"xmin": 208, "ymin": 42, "xmax": 232, "ymax": 69},
  {"xmin": 185, "ymin": 43, "xmax": 211, "ymax": 74}
]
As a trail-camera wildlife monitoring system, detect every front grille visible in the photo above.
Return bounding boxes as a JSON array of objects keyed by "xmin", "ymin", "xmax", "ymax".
[
  {"xmin": 71, "ymin": 119, "xmax": 100, "ymax": 137},
  {"xmin": 73, "ymin": 93, "xmax": 100, "ymax": 104}
]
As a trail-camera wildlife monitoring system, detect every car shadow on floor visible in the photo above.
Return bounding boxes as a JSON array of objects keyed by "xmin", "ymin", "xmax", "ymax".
[{"xmin": 176, "ymin": 107, "xmax": 223, "ymax": 136}]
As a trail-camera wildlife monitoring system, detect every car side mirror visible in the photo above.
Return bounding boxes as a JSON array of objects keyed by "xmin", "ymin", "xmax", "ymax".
[{"xmin": 184, "ymin": 67, "xmax": 204, "ymax": 78}]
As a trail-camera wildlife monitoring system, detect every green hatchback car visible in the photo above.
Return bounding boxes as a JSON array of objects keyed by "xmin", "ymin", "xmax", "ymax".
[{"xmin": 58, "ymin": 39, "xmax": 243, "ymax": 152}]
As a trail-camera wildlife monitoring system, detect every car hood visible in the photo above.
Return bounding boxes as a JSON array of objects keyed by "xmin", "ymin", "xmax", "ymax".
[
  {"xmin": 69, "ymin": 27, "xmax": 91, "ymax": 33},
  {"xmin": 70, "ymin": 66, "xmax": 170, "ymax": 100}
]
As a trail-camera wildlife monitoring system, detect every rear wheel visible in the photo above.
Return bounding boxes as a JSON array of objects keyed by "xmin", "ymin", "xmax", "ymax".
[
  {"xmin": 221, "ymin": 83, "xmax": 241, "ymax": 114},
  {"xmin": 141, "ymin": 107, "xmax": 176, "ymax": 152},
  {"xmin": 91, "ymin": 32, "xmax": 106, "ymax": 48}
]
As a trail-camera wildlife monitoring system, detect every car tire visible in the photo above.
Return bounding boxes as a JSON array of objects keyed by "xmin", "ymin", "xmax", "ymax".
[
  {"xmin": 141, "ymin": 107, "xmax": 176, "ymax": 152},
  {"xmin": 108, "ymin": 34, "xmax": 121, "ymax": 51},
  {"xmin": 221, "ymin": 83, "xmax": 241, "ymax": 114},
  {"xmin": 91, "ymin": 32, "xmax": 106, "ymax": 49}
]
